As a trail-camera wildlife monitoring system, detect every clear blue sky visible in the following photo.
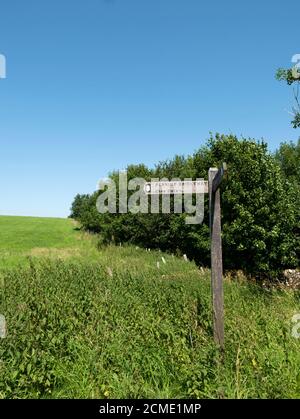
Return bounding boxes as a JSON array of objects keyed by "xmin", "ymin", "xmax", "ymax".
[{"xmin": 0, "ymin": 0, "xmax": 299, "ymax": 217}]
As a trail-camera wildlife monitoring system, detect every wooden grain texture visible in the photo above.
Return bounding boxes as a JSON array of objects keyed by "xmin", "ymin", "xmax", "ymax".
[
  {"xmin": 212, "ymin": 162, "xmax": 228, "ymax": 194},
  {"xmin": 209, "ymin": 167, "xmax": 225, "ymax": 349}
]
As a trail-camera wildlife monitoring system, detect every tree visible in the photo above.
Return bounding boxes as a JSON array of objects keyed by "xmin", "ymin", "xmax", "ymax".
[
  {"xmin": 69, "ymin": 194, "xmax": 90, "ymax": 220},
  {"xmin": 71, "ymin": 134, "xmax": 299, "ymax": 279},
  {"xmin": 276, "ymin": 63, "xmax": 300, "ymax": 128},
  {"xmin": 195, "ymin": 135, "xmax": 299, "ymax": 277},
  {"xmin": 275, "ymin": 139, "xmax": 300, "ymax": 266},
  {"xmin": 275, "ymin": 139, "xmax": 300, "ymax": 185}
]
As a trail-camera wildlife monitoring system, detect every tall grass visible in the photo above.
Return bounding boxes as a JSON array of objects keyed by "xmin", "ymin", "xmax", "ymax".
[{"xmin": 0, "ymin": 255, "xmax": 299, "ymax": 399}]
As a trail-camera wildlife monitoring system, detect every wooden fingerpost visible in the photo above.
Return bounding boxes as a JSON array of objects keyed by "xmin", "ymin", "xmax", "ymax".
[{"xmin": 209, "ymin": 163, "xmax": 227, "ymax": 350}]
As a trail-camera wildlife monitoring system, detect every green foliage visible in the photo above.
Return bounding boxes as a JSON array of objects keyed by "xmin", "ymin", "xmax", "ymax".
[
  {"xmin": 275, "ymin": 139, "xmax": 300, "ymax": 264},
  {"xmin": 71, "ymin": 134, "xmax": 300, "ymax": 278},
  {"xmin": 275, "ymin": 139, "xmax": 300, "ymax": 186},
  {"xmin": 276, "ymin": 68, "xmax": 300, "ymax": 85},
  {"xmin": 69, "ymin": 194, "xmax": 90, "ymax": 220},
  {"xmin": 292, "ymin": 112, "xmax": 300, "ymax": 129},
  {"xmin": 199, "ymin": 135, "xmax": 299, "ymax": 277},
  {"xmin": 0, "ymin": 218, "xmax": 299, "ymax": 398},
  {"xmin": 0, "ymin": 257, "xmax": 299, "ymax": 399},
  {"xmin": 276, "ymin": 67, "xmax": 300, "ymax": 128}
]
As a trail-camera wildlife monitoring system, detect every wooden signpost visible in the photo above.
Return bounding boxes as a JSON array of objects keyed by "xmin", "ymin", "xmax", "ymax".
[
  {"xmin": 144, "ymin": 180, "xmax": 209, "ymax": 195},
  {"xmin": 144, "ymin": 163, "xmax": 227, "ymax": 350},
  {"xmin": 209, "ymin": 163, "xmax": 227, "ymax": 350}
]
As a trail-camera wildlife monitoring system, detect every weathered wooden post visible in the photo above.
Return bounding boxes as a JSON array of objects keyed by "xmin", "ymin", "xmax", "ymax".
[{"xmin": 209, "ymin": 163, "xmax": 227, "ymax": 350}]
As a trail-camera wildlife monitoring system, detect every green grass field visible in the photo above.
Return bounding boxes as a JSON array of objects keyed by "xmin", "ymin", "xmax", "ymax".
[
  {"xmin": 0, "ymin": 216, "xmax": 299, "ymax": 398},
  {"xmin": 0, "ymin": 215, "xmax": 99, "ymax": 269}
]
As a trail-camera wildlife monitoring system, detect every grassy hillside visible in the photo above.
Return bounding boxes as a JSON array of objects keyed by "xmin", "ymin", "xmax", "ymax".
[
  {"xmin": 0, "ymin": 215, "xmax": 98, "ymax": 269},
  {"xmin": 0, "ymin": 216, "xmax": 78, "ymax": 250},
  {"xmin": 0, "ymin": 216, "xmax": 299, "ymax": 398}
]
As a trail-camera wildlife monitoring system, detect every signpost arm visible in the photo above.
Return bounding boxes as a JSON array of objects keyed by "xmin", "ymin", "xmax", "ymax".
[{"xmin": 209, "ymin": 167, "xmax": 225, "ymax": 350}]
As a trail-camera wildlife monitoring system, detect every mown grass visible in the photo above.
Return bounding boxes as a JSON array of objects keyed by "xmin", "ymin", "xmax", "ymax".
[
  {"xmin": 0, "ymin": 216, "xmax": 299, "ymax": 398},
  {"xmin": 0, "ymin": 215, "xmax": 99, "ymax": 269}
]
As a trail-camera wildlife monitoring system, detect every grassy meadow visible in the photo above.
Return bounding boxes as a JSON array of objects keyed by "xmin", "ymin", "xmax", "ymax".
[
  {"xmin": 0, "ymin": 216, "xmax": 99, "ymax": 269},
  {"xmin": 0, "ymin": 216, "xmax": 299, "ymax": 398}
]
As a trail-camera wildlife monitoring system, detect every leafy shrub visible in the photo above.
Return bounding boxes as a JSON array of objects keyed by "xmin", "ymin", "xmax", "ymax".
[{"xmin": 71, "ymin": 134, "xmax": 300, "ymax": 278}]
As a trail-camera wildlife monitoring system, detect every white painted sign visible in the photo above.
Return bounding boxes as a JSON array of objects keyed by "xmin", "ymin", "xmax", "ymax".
[{"xmin": 143, "ymin": 180, "xmax": 208, "ymax": 195}]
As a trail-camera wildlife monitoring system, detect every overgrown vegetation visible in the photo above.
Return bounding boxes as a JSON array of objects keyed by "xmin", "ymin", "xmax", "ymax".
[
  {"xmin": 1, "ymin": 255, "xmax": 299, "ymax": 398},
  {"xmin": 71, "ymin": 134, "xmax": 300, "ymax": 279},
  {"xmin": 0, "ymin": 216, "xmax": 299, "ymax": 398}
]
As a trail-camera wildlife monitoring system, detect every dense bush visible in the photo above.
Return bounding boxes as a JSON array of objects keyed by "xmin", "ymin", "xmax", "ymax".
[
  {"xmin": 71, "ymin": 134, "xmax": 300, "ymax": 278},
  {"xmin": 274, "ymin": 139, "xmax": 300, "ymax": 268},
  {"xmin": 70, "ymin": 194, "xmax": 90, "ymax": 220},
  {"xmin": 275, "ymin": 139, "xmax": 300, "ymax": 186}
]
